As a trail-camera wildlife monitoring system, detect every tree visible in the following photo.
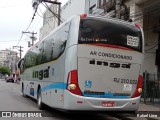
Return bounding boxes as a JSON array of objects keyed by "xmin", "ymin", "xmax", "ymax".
[{"xmin": 0, "ymin": 67, "xmax": 11, "ymax": 75}]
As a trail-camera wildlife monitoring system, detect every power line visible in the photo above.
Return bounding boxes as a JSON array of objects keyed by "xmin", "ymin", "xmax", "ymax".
[
  {"xmin": 38, "ymin": 7, "xmax": 54, "ymax": 30},
  {"xmin": 15, "ymin": 20, "xmax": 32, "ymax": 46},
  {"xmin": 14, "ymin": 0, "xmax": 159, "ymax": 48},
  {"xmin": 130, "ymin": 8, "xmax": 160, "ymax": 22},
  {"xmin": 0, "ymin": 0, "xmax": 26, "ymax": 9},
  {"xmin": 15, "ymin": 5, "xmax": 39, "ymax": 46},
  {"xmin": 22, "ymin": 31, "xmax": 37, "ymax": 47},
  {"xmin": 145, "ymin": 42, "xmax": 159, "ymax": 51},
  {"xmin": 16, "ymin": 33, "xmax": 24, "ymax": 46},
  {"xmin": 32, "ymin": 4, "xmax": 38, "ymax": 22},
  {"xmin": 144, "ymin": 50, "xmax": 160, "ymax": 60},
  {"xmin": 21, "ymin": 0, "xmax": 63, "ymax": 40},
  {"xmin": 128, "ymin": 0, "xmax": 160, "ymax": 13},
  {"xmin": 24, "ymin": 19, "xmax": 34, "ymax": 32},
  {"xmin": 0, "ymin": 4, "xmax": 22, "ymax": 8},
  {"xmin": 13, "ymin": 46, "xmax": 23, "ymax": 59},
  {"xmin": 0, "ymin": 40, "xmax": 19, "ymax": 42},
  {"xmin": 43, "ymin": 2, "xmax": 58, "ymax": 17},
  {"xmin": 27, "ymin": 16, "xmax": 39, "ymax": 32},
  {"xmin": 30, "ymin": 18, "xmax": 42, "ymax": 32},
  {"xmin": 42, "ymin": 2, "xmax": 63, "ymax": 24},
  {"xmin": 38, "ymin": 6, "xmax": 55, "ymax": 19},
  {"xmin": 42, "ymin": 0, "xmax": 63, "ymax": 25},
  {"xmin": 38, "ymin": 14, "xmax": 53, "ymax": 30},
  {"xmin": 37, "ymin": 8, "xmax": 55, "ymax": 19}
]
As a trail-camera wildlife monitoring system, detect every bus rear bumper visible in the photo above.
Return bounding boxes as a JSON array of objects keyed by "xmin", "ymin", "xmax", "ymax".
[{"xmin": 64, "ymin": 92, "xmax": 140, "ymax": 111}]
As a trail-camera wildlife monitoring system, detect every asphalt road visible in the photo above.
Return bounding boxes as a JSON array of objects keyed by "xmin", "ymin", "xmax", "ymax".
[{"xmin": 0, "ymin": 79, "xmax": 159, "ymax": 120}]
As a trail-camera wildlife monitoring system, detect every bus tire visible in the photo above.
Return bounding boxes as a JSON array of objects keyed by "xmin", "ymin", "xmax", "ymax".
[
  {"xmin": 22, "ymin": 84, "xmax": 27, "ymax": 97},
  {"xmin": 37, "ymin": 89, "xmax": 44, "ymax": 110}
]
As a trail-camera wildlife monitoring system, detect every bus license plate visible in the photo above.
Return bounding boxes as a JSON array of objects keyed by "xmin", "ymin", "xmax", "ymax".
[{"xmin": 102, "ymin": 101, "xmax": 115, "ymax": 107}]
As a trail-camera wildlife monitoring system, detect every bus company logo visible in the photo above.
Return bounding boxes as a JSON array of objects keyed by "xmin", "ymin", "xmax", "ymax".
[
  {"xmin": 89, "ymin": 59, "xmax": 131, "ymax": 69},
  {"xmin": 32, "ymin": 66, "xmax": 50, "ymax": 80}
]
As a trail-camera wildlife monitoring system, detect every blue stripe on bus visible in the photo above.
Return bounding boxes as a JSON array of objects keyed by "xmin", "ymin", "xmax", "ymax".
[
  {"xmin": 41, "ymin": 82, "xmax": 67, "ymax": 92},
  {"xmin": 30, "ymin": 82, "xmax": 67, "ymax": 96},
  {"xmin": 83, "ymin": 92, "xmax": 130, "ymax": 98},
  {"xmin": 24, "ymin": 82, "xmax": 129, "ymax": 98}
]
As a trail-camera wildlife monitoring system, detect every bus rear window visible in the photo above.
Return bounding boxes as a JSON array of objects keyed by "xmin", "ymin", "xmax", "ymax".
[{"xmin": 78, "ymin": 18, "xmax": 142, "ymax": 52}]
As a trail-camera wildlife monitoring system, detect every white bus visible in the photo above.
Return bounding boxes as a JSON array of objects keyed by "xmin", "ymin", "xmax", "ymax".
[{"xmin": 18, "ymin": 14, "xmax": 144, "ymax": 112}]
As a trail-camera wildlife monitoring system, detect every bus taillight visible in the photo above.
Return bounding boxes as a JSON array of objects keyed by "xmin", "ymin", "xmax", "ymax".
[
  {"xmin": 80, "ymin": 14, "xmax": 87, "ymax": 19},
  {"xmin": 132, "ymin": 75, "xmax": 143, "ymax": 98},
  {"xmin": 67, "ymin": 70, "xmax": 83, "ymax": 96},
  {"xmin": 135, "ymin": 24, "xmax": 141, "ymax": 29}
]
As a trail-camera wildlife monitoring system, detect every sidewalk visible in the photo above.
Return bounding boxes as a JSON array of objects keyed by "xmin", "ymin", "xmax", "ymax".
[{"xmin": 138, "ymin": 102, "xmax": 160, "ymax": 111}]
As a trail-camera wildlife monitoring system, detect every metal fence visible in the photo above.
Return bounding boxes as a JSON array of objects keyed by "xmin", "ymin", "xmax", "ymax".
[{"xmin": 141, "ymin": 71, "xmax": 160, "ymax": 104}]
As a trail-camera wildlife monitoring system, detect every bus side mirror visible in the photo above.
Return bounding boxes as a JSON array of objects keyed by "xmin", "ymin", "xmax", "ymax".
[{"xmin": 17, "ymin": 58, "xmax": 24, "ymax": 70}]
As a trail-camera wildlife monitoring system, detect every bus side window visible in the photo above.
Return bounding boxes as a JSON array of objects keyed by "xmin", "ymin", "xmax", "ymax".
[
  {"xmin": 42, "ymin": 38, "xmax": 54, "ymax": 62},
  {"xmin": 31, "ymin": 46, "xmax": 39, "ymax": 66},
  {"xmin": 52, "ymin": 22, "xmax": 70, "ymax": 59},
  {"xmin": 24, "ymin": 52, "xmax": 31, "ymax": 69},
  {"xmin": 37, "ymin": 41, "xmax": 45, "ymax": 64}
]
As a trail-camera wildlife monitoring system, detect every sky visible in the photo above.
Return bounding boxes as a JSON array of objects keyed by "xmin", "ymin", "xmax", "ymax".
[{"xmin": 0, "ymin": 0, "xmax": 68, "ymax": 57}]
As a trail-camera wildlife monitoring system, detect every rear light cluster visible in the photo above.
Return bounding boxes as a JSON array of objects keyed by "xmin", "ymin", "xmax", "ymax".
[
  {"xmin": 66, "ymin": 70, "xmax": 83, "ymax": 96},
  {"xmin": 80, "ymin": 14, "xmax": 87, "ymax": 19},
  {"xmin": 132, "ymin": 75, "xmax": 143, "ymax": 98},
  {"xmin": 135, "ymin": 24, "xmax": 141, "ymax": 29}
]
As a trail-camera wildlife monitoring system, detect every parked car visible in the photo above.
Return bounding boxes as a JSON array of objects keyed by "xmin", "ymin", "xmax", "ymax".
[{"xmin": 6, "ymin": 76, "xmax": 14, "ymax": 83}]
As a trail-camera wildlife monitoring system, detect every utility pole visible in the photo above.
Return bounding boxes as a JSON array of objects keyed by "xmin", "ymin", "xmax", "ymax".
[
  {"xmin": 22, "ymin": 31, "xmax": 37, "ymax": 47},
  {"xmin": 32, "ymin": 0, "xmax": 62, "ymax": 25},
  {"xmin": 13, "ymin": 46, "xmax": 23, "ymax": 59},
  {"xmin": 58, "ymin": 2, "xmax": 61, "ymax": 26},
  {"xmin": 42, "ymin": 0, "xmax": 61, "ymax": 25}
]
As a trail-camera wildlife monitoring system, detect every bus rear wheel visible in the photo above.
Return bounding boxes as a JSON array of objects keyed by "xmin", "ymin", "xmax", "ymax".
[{"xmin": 37, "ymin": 89, "xmax": 44, "ymax": 110}]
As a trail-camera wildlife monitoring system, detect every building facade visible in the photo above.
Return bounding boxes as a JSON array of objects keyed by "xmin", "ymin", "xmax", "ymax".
[
  {"xmin": 39, "ymin": 3, "xmax": 58, "ymax": 41},
  {"xmin": 0, "ymin": 49, "xmax": 19, "ymax": 74},
  {"xmin": 0, "ymin": 49, "xmax": 10, "ymax": 67},
  {"xmin": 39, "ymin": 0, "xmax": 160, "ymax": 74}
]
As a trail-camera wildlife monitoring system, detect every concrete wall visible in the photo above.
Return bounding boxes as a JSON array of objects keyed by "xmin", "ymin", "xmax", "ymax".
[
  {"xmin": 125, "ymin": 0, "xmax": 159, "ymax": 74},
  {"xmin": 85, "ymin": 0, "xmax": 97, "ymax": 14},
  {"xmin": 39, "ymin": 21, "xmax": 56, "ymax": 41},
  {"xmin": 143, "ymin": 14, "xmax": 159, "ymax": 73},
  {"xmin": 39, "ymin": 4, "xmax": 58, "ymax": 40}
]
